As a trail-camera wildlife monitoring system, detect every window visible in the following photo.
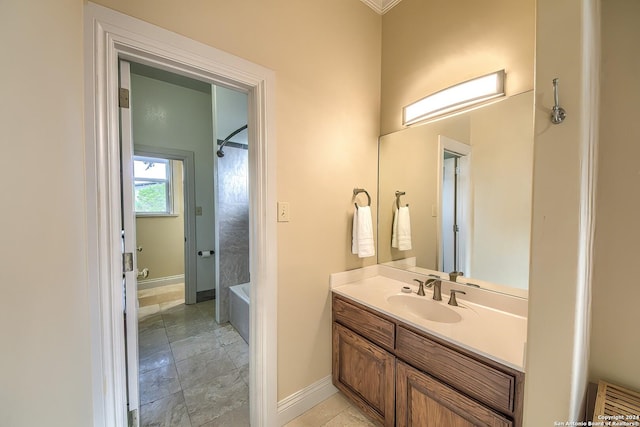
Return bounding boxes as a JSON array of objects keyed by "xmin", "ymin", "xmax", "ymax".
[{"xmin": 133, "ymin": 156, "xmax": 173, "ymax": 215}]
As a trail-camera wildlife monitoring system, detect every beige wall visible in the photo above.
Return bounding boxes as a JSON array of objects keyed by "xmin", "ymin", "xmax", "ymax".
[
  {"xmin": 470, "ymin": 91, "xmax": 533, "ymax": 290},
  {"xmin": 92, "ymin": 0, "xmax": 382, "ymax": 399},
  {"xmin": 525, "ymin": 0, "xmax": 597, "ymax": 423},
  {"xmin": 0, "ymin": 0, "xmax": 94, "ymax": 426},
  {"xmin": 136, "ymin": 161, "xmax": 185, "ymax": 281},
  {"xmin": 590, "ymin": 0, "xmax": 640, "ymax": 392},
  {"xmin": 380, "ymin": 0, "xmax": 535, "ymax": 134}
]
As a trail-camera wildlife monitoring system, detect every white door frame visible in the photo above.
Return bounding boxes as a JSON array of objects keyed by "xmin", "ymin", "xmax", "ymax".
[
  {"xmin": 83, "ymin": 3, "xmax": 278, "ymax": 426},
  {"xmin": 134, "ymin": 145, "xmax": 198, "ymax": 305}
]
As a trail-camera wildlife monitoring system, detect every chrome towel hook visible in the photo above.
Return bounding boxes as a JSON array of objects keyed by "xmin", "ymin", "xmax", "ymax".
[{"xmin": 551, "ymin": 78, "xmax": 567, "ymax": 124}]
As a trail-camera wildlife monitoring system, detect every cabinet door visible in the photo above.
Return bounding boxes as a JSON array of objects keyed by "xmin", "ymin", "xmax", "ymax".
[
  {"xmin": 332, "ymin": 323, "xmax": 395, "ymax": 427},
  {"xmin": 396, "ymin": 361, "xmax": 513, "ymax": 427}
]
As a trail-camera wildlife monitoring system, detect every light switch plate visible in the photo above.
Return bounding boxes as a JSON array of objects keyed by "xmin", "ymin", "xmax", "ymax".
[{"xmin": 277, "ymin": 202, "xmax": 290, "ymax": 222}]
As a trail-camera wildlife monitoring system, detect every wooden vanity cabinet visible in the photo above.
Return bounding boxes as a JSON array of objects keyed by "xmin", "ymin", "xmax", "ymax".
[{"xmin": 332, "ymin": 293, "xmax": 525, "ymax": 427}]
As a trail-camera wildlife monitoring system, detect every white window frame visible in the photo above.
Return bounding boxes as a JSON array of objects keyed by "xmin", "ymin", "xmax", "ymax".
[{"xmin": 133, "ymin": 156, "xmax": 175, "ymax": 216}]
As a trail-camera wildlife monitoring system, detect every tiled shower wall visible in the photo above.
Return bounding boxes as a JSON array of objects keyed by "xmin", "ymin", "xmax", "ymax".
[{"xmin": 217, "ymin": 145, "xmax": 250, "ymax": 321}]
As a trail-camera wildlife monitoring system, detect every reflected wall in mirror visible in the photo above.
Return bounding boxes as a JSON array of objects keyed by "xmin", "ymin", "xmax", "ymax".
[{"xmin": 378, "ymin": 91, "xmax": 534, "ymax": 294}]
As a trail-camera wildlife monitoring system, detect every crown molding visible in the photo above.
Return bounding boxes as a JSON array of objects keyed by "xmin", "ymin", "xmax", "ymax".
[{"xmin": 360, "ymin": 0, "xmax": 404, "ymax": 15}]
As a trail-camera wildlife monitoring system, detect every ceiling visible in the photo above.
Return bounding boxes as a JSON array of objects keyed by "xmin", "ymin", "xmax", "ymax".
[{"xmin": 360, "ymin": 0, "xmax": 404, "ymax": 14}]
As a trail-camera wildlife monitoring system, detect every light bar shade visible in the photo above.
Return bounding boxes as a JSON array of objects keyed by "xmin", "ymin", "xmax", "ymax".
[{"xmin": 403, "ymin": 70, "xmax": 505, "ymax": 126}]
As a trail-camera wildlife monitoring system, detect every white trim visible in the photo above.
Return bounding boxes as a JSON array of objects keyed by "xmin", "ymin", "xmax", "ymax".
[
  {"xmin": 137, "ymin": 274, "xmax": 185, "ymax": 290},
  {"xmin": 276, "ymin": 376, "xmax": 338, "ymax": 426},
  {"xmin": 83, "ymin": 3, "xmax": 278, "ymax": 426},
  {"xmin": 360, "ymin": 0, "xmax": 404, "ymax": 15}
]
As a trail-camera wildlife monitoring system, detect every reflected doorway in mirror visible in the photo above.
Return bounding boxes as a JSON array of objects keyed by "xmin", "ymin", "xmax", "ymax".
[{"xmin": 438, "ymin": 136, "xmax": 471, "ymax": 276}]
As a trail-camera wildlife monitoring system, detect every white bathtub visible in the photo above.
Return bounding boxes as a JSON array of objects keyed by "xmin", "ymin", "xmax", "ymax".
[{"xmin": 229, "ymin": 283, "xmax": 249, "ymax": 344}]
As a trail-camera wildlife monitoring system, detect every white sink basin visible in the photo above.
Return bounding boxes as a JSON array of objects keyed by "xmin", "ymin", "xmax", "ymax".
[{"xmin": 387, "ymin": 294, "xmax": 462, "ymax": 323}]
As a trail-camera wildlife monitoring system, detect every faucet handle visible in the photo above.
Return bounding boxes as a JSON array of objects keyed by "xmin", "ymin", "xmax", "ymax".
[
  {"xmin": 448, "ymin": 289, "xmax": 466, "ymax": 306},
  {"xmin": 413, "ymin": 279, "xmax": 426, "ymax": 296}
]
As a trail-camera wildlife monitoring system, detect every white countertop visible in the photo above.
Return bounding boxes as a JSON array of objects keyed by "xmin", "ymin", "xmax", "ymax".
[{"xmin": 332, "ymin": 274, "xmax": 527, "ymax": 372}]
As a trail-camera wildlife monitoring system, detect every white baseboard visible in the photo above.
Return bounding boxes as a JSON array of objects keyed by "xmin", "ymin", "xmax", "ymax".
[
  {"xmin": 137, "ymin": 274, "xmax": 185, "ymax": 290},
  {"xmin": 277, "ymin": 375, "xmax": 338, "ymax": 426}
]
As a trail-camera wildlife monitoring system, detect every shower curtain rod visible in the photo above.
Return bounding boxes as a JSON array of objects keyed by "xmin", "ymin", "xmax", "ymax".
[{"xmin": 216, "ymin": 124, "xmax": 248, "ymax": 158}]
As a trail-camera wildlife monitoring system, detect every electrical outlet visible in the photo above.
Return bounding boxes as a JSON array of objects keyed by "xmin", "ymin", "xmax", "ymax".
[{"xmin": 277, "ymin": 202, "xmax": 290, "ymax": 222}]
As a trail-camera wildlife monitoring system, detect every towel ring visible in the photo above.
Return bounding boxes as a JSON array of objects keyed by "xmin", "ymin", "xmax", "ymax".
[
  {"xmin": 395, "ymin": 191, "xmax": 408, "ymax": 209},
  {"xmin": 353, "ymin": 188, "xmax": 371, "ymax": 209}
]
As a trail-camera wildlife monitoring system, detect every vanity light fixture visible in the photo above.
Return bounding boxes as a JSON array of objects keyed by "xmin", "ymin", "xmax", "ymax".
[{"xmin": 403, "ymin": 69, "xmax": 506, "ymax": 126}]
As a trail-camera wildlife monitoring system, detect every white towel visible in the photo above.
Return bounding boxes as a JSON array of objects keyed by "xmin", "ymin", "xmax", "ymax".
[
  {"xmin": 352, "ymin": 206, "xmax": 375, "ymax": 258},
  {"xmin": 392, "ymin": 206, "xmax": 412, "ymax": 251}
]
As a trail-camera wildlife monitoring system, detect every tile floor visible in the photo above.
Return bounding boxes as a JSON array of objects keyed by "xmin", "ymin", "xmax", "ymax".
[
  {"xmin": 137, "ymin": 283, "xmax": 377, "ymax": 427},
  {"xmin": 283, "ymin": 393, "xmax": 380, "ymax": 427},
  {"xmin": 137, "ymin": 284, "xmax": 249, "ymax": 427}
]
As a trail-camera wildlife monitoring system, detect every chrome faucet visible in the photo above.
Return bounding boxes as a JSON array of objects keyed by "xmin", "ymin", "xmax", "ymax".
[{"xmin": 425, "ymin": 279, "xmax": 442, "ymax": 301}]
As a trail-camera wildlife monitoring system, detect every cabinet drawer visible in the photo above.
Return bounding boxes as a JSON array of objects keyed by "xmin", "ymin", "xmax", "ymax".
[
  {"xmin": 396, "ymin": 360, "xmax": 513, "ymax": 427},
  {"xmin": 396, "ymin": 326, "xmax": 516, "ymax": 415},
  {"xmin": 333, "ymin": 295, "xmax": 395, "ymax": 351}
]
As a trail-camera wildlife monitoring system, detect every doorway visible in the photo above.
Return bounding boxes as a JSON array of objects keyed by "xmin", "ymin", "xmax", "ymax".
[
  {"xmin": 123, "ymin": 61, "xmax": 251, "ymax": 425},
  {"xmin": 84, "ymin": 4, "xmax": 278, "ymax": 426},
  {"xmin": 437, "ymin": 135, "xmax": 471, "ymax": 276},
  {"xmin": 133, "ymin": 155, "xmax": 188, "ymax": 300}
]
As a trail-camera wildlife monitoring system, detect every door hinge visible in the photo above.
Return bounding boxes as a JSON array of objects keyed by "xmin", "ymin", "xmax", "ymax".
[
  {"xmin": 127, "ymin": 408, "xmax": 138, "ymax": 427},
  {"xmin": 119, "ymin": 88, "xmax": 130, "ymax": 109},
  {"xmin": 123, "ymin": 252, "xmax": 134, "ymax": 273}
]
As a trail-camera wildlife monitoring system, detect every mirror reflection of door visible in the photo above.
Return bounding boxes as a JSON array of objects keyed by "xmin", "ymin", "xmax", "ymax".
[
  {"xmin": 442, "ymin": 151, "xmax": 461, "ymax": 273},
  {"xmin": 438, "ymin": 135, "xmax": 471, "ymax": 276}
]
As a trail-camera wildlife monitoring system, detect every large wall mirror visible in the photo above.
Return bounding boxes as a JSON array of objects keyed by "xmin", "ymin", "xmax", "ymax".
[{"xmin": 378, "ymin": 90, "xmax": 534, "ymax": 297}]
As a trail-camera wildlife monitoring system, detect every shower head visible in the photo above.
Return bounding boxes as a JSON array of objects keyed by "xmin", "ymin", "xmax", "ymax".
[{"xmin": 216, "ymin": 149, "xmax": 225, "ymax": 158}]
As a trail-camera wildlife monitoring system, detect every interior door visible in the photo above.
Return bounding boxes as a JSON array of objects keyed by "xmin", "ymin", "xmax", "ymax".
[{"xmin": 119, "ymin": 59, "xmax": 140, "ymax": 426}]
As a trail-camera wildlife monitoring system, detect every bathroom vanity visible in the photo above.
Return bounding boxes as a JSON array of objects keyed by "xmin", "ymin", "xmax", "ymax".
[{"xmin": 331, "ymin": 267, "xmax": 526, "ymax": 426}]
